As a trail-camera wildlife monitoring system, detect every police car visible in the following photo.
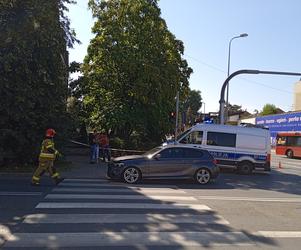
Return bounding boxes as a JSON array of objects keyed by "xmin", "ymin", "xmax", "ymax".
[{"xmin": 165, "ymin": 123, "xmax": 271, "ymax": 174}]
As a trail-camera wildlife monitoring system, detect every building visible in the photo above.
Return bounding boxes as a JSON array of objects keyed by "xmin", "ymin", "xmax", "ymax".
[{"xmin": 294, "ymin": 79, "xmax": 301, "ymax": 111}]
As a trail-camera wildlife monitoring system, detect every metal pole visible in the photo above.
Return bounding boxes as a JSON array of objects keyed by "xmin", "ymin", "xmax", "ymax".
[
  {"xmin": 225, "ymin": 34, "xmax": 248, "ymax": 122},
  {"xmin": 219, "ymin": 69, "xmax": 301, "ymax": 124},
  {"xmin": 175, "ymin": 91, "xmax": 179, "ymax": 141}
]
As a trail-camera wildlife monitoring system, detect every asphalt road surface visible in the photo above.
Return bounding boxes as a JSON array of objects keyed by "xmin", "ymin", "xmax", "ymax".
[{"xmin": 1, "ymin": 151, "xmax": 301, "ymax": 249}]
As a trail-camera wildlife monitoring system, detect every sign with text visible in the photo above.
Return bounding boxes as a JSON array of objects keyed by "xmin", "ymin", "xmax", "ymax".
[{"xmin": 255, "ymin": 112, "xmax": 301, "ymax": 145}]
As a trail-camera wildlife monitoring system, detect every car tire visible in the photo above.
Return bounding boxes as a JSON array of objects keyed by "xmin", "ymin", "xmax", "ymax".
[
  {"xmin": 123, "ymin": 167, "xmax": 141, "ymax": 184},
  {"xmin": 238, "ymin": 161, "xmax": 253, "ymax": 175},
  {"xmin": 286, "ymin": 150, "xmax": 294, "ymax": 159},
  {"xmin": 195, "ymin": 168, "xmax": 211, "ymax": 185}
]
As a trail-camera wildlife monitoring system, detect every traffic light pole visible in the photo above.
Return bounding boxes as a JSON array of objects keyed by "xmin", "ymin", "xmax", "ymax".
[{"xmin": 219, "ymin": 69, "xmax": 301, "ymax": 124}]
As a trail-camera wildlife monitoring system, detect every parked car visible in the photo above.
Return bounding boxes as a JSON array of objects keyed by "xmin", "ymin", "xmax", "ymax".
[{"xmin": 107, "ymin": 145, "xmax": 219, "ymax": 185}]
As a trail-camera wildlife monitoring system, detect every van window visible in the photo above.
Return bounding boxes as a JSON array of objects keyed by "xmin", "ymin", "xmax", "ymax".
[
  {"xmin": 207, "ymin": 132, "xmax": 236, "ymax": 147},
  {"xmin": 179, "ymin": 131, "xmax": 203, "ymax": 145}
]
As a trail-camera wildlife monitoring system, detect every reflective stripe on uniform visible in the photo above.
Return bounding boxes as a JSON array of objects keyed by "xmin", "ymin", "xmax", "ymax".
[
  {"xmin": 52, "ymin": 173, "xmax": 59, "ymax": 178},
  {"xmin": 39, "ymin": 153, "xmax": 55, "ymax": 160},
  {"xmin": 32, "ymin": 176, "xmax": 40, "ymax": 181}
]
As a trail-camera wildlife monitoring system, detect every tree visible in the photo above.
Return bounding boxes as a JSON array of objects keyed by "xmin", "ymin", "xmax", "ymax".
[
  {"xmin": 260, "ymin": 104, "xmax": 279, "ymax": 116},
  {"xmin": 83, "ymin": 0, "xmax": 193, "ymax": 147},
  {"xmin": 182, "ymin": 89, "xmax": 202, "ymax": 125},
  {"xmin": 0, "ymin": 0, "xmax": 78, "ymax": 165},
  {"xmin": 227, "ymin": 104, "xmax": 244, "ymax": 115}
]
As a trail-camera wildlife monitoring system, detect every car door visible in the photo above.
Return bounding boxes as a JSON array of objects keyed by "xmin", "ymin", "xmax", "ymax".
[
  {"xmin": 148, "ymin": 148, "xmax": 186, "ymax": 178},
  {"xmin": 181, "ymin": 148, "xmax": 205, "ymax": 177}
]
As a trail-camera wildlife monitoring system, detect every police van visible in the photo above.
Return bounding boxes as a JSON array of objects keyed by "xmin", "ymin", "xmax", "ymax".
[{"xmin": 168, "ymin": 124, "xmax": 271, "ymax": 174}]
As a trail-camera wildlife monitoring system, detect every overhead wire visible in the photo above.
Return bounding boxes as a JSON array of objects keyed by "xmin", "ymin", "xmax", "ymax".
[{"xmin": 185, "ymin": 54, "xmax": 294, "ymax": 95}]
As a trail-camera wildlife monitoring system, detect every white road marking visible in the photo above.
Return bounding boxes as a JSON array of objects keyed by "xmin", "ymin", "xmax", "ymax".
[
  {"xmin": 62, "ymin": 179, "xmax": 109, "ymax": 183},
  {"xmin": 52, "ymin": 187, "xmax": 186, "ymax": 194},
  {"xmin": 0, "ymin": 192, "xmax": 42, "ymax": 196},
  {"xmin": 258, "ymin": 231, "xmax": 301, "ymax": 238},
  {"xmin": 5, "ymin": 232, "xmax": 253, "ymax": 247},
  {"xmin": 23, "ymin": 213, "xmax": 229, "ymax": 225},
  {"xmin": 58, "ymin": 182, "xmax": 178, "ymax": 188},
  {"xmin": 0, "ymin": 224, "xmax": 17, "ymax": 246},
  {"xmin": 36, "ymin": 202, "xmax": 211, "ymax": 211},
  {"xmin": 45, "ymin": 194, "xmax": 197, "ymax": 202},
  {"xmin": 196, "ymin": 195, "xmax": 301, "ymax": 203}
]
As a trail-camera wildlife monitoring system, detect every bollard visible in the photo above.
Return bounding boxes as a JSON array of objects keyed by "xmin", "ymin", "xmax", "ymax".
[{"xmin": 278, "ymin": 161, "xmax": 282, "ymax": 169}]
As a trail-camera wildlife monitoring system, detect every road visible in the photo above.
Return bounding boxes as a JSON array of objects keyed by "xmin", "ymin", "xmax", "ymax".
[{"xmin": 1, "ymin": 151, "xmax": 301, "ymax": 249}]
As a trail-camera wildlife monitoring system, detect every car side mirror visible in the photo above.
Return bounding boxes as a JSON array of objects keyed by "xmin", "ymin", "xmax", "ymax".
[{"xmin": 154, "ymin": 154, "xmax": 161, "ymax": 160}]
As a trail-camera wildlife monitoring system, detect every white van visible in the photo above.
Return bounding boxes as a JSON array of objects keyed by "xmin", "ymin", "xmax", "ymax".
[{"xmin": 168, "ymin": 124, "xmax": 271, "ymax": 174}]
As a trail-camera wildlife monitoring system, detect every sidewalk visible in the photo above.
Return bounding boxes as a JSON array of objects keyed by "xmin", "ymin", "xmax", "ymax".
[{"xmin": 61, "ymin": 155, "xmax": 108, "ymax": 179}]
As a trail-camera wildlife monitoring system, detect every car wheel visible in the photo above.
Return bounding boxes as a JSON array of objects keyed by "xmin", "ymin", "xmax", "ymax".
[
  {"xmin": 123, "ymin": 167, "xmax": 141, "ymax": 184},
  {"xmin": 195, "ymin": 168, "xmax": 211, "ymax": 185},
  {"xmin": 286, "ymin": 150, "xmax": 294, "ymax": 158},
  {"xmin": 238, "ymin": 161, "xmax": 253, "ymax": 175}
]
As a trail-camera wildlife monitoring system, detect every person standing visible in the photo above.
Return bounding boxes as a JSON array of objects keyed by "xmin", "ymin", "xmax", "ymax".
[
  {"xmin": 31, "ymin": 128, "xmax": 62, "ymax": 186},
  {"xmin": 89, "ymin": 130, "xmax": 99, "ymax": 163},
  {"xmin": 99, "ymin": 132, "xmax": 111, "ymax": 162}
]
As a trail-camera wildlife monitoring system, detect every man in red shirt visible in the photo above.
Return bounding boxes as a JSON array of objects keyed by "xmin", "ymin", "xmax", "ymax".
[{"xmin": 99, "ymin": 132, "xmax": 110, "ymax": 162}]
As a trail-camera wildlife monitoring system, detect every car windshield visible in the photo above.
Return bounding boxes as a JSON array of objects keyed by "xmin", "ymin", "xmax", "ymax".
[
  {"xmin": 143, "ymin": 147, "xmax": 162, "ymax": 157},
  {"xmin": 176, "ymin": 128, "xmax": 192, "ymax": 141}
]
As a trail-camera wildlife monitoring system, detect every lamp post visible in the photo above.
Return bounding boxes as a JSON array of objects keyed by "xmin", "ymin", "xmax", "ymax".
[
  {"xmin": 225, "ymin": 33, "xmax": 248, "ymax": 121},
  {"xmin": 201, "ymin": 102, "xmax": 206, "ymax": 114}
]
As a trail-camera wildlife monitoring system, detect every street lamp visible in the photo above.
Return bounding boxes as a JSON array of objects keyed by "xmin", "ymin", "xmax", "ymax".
[
  {"xmin": 201, "ymin": 101, "xmax": 206, "ymax": 114},
  {"xmin": 225, "ymin": 33, "xmax": 248, "ymax": 121}
]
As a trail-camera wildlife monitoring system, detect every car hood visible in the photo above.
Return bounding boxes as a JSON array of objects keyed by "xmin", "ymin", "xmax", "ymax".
[{"xmin": 114, "ymin": 155, "xmax": 145, "ymax": 162}]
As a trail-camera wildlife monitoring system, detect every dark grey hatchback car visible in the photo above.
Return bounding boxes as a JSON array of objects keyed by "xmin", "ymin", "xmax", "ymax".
[{"xmin": 107, "ymin": 145, "xmax": 219, "ymax": 185}]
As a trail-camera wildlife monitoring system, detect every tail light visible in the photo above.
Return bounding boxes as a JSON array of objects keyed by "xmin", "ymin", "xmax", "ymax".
[
  {"xmin": 213, "ymin": 159, "xmax": 218, "ymax": 165},
  {"xmin": 267, "ymin": 153, "xmax": 271, "ymax": 163}
]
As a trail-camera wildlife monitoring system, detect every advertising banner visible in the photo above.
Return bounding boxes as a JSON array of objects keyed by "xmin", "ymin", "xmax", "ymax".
[{"xmin": 255, "ymin": 112, "xmax": 301, "ymax": 145}]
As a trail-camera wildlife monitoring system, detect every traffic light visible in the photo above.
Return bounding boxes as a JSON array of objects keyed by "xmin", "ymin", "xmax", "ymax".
[{"xmin": 169, "ymin": 112, "xmax": 176, "ymax": 122}]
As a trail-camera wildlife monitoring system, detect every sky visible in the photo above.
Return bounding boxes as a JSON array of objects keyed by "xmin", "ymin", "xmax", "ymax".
[{"xmin": 67, "ymin": 0, "xmax": 301, "ymax": 114}]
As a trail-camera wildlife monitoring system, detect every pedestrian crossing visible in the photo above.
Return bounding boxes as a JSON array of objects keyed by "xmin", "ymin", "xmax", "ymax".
[{"xmin": 3, "ymin": 178, "xmax": 254, "ymax": 249}]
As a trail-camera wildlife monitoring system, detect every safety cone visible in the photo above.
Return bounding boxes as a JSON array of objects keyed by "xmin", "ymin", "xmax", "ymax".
[{"xmin": 278, "ymin": 161, "xmax": 282, "ymax": 169}]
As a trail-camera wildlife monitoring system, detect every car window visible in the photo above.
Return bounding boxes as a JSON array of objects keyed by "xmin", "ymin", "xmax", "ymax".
[
  {"xmin": 179, "ymin": 131, "xmax": 203, "ymax": 144},
  {"xmin": 183, "ymin": 148, "xmax": 204, "ymax": 158},
  {"xmin": 207, "ymin": 132, "xmax": 236, "ymax": 147},
  {"xmin": 159, "ymin": 148, "xmax": 184, "ymax": 159}
]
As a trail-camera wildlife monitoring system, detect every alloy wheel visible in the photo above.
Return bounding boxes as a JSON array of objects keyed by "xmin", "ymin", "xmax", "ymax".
[
  {"xmin": 196, "ymin": 168, "xmax": 211, "ymax": 185},
  {"xmin": 123, "ymin": 167, "xmax": 140, "ymax": 184}
]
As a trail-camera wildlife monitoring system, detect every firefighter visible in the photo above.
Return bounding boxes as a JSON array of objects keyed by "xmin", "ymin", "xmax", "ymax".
[{"xmin": 31, "ymin": 128, "xmax": 63, "ymax": 186}]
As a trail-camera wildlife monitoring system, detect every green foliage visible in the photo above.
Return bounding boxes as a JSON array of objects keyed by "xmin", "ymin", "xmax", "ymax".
[
  {"xmin": 181, "ymin": 89, "xmax": 202, "ymax": 125},
  {"xmin": 260, "ymin": 103, "xmax": 279, "ymax": 116},
  {"xmin": 227, "ymin": 103, "xmax": 244, "ymax": 115},
  {"xmin": 83, "ymin": 0, "xmax": 192, "ymax": 148},
  {"xmin": 0, "ymin": 0, "xmax": 78, "ymax": 165}
]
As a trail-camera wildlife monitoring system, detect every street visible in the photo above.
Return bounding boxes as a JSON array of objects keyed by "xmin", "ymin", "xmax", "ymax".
[{"xmin": 1, "ymin": 151, "xmax": 301, "ymax": 249}]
